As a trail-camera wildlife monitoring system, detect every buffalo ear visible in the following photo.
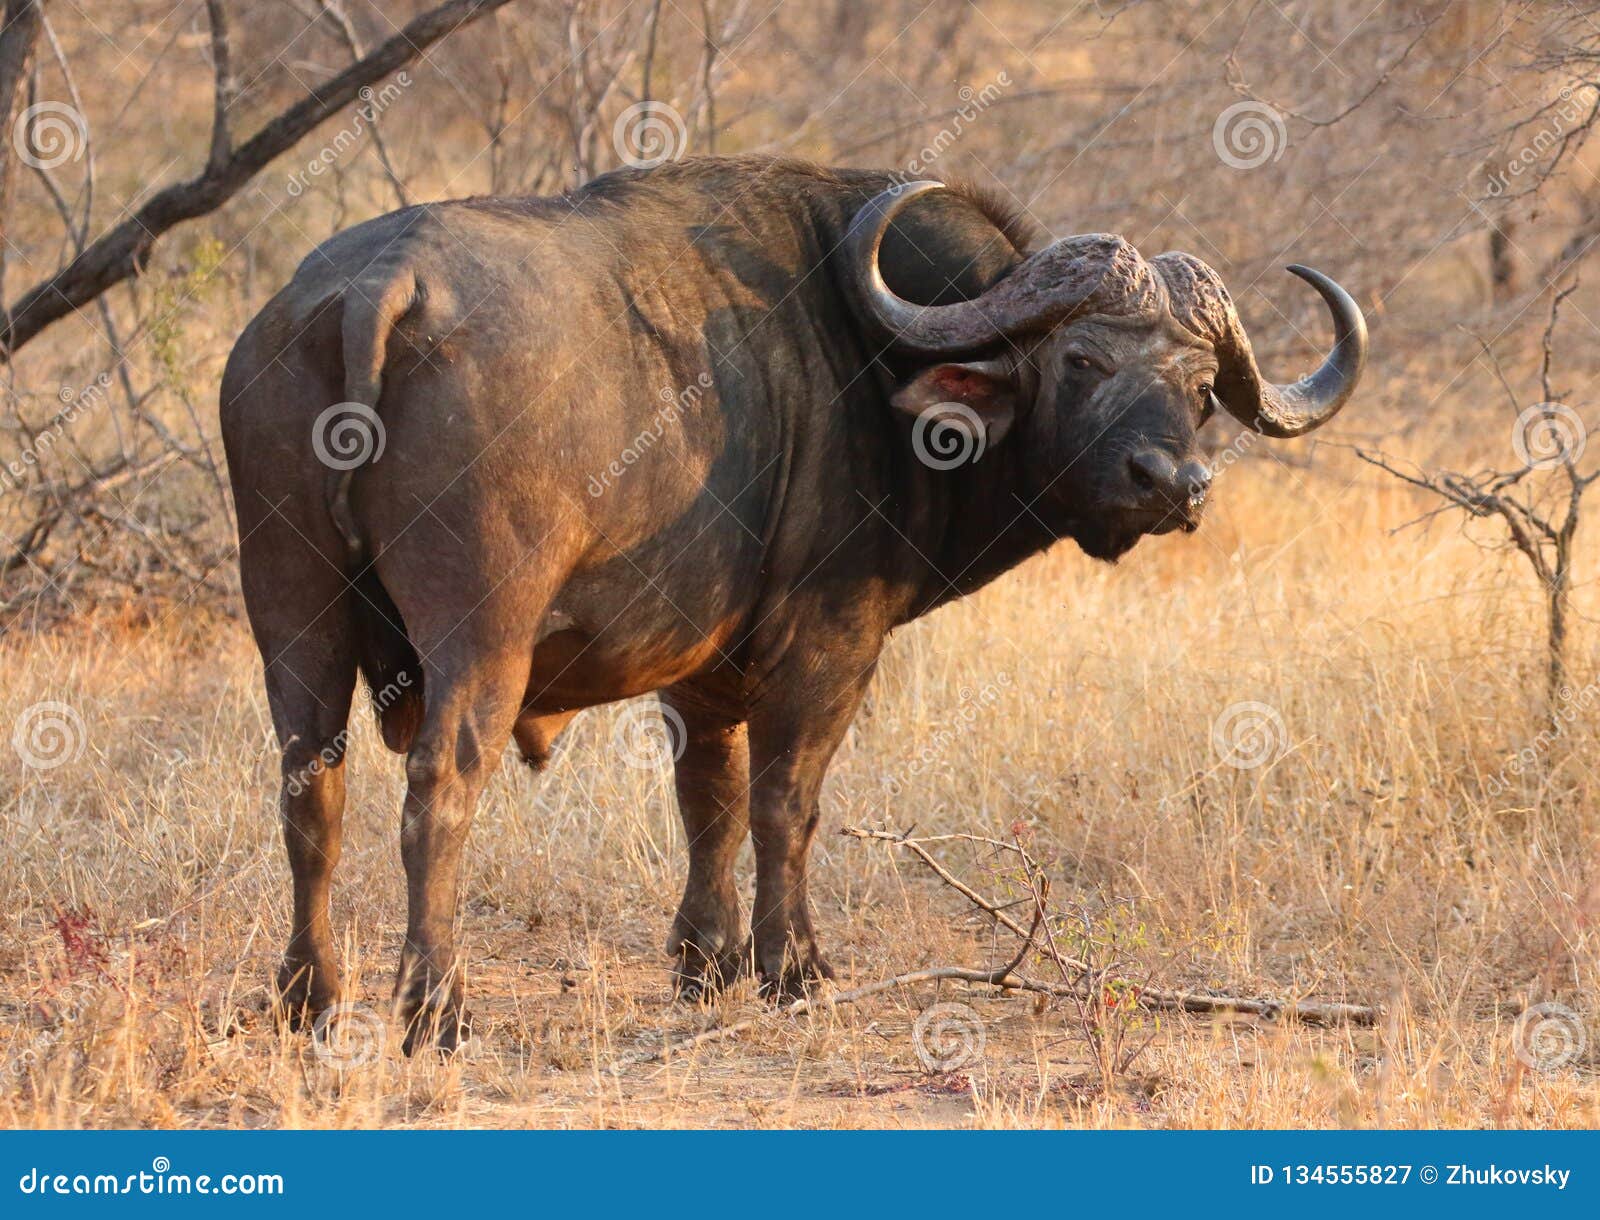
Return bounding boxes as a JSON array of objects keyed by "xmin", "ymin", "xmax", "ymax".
[{"xmin": 890, "ymin": 359, "xmax": 1018, "ymax": 449}]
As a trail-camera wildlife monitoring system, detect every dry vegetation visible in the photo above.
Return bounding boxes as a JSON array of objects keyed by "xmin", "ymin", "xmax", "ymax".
[{"xmin": 2, "ymin": 0, "xmax": 1599, "ymax": 1128}]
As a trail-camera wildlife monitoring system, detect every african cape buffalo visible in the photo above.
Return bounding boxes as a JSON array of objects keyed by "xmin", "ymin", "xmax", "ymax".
[{"xmin": 221, "ymin": 154, "xmax": 1366, "ymax": 1052}]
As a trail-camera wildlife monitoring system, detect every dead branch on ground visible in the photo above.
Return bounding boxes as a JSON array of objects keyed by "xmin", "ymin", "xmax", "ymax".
[{"xmin": 610, "ymin": 823, "xmax": 1378, "ymax": 1073}]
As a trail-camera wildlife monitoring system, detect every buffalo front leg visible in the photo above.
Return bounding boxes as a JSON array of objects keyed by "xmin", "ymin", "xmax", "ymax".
[
  {"xmin": 746, "ymin": 664, "xmax": 876, "ymax": 998},
  {"xmin": 662, "ymin": 691, "xmax": 750, "ymax": 998}
]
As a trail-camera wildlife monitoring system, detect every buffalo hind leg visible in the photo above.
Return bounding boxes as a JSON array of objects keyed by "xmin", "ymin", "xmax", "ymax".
[
  {"xmin": 262, "ymin": 627, "xmax": 358, "ymax": 1027},
  {"xmin": 662, "ymin": 690, "xmax": 750, "ymax": 999},
  {"xmin": 746, "ymin": 663, "xmax": 876, "ymax": 999},
  {"xmin": 395, "ymin": 636, "xmax": 526, "ymax": 1055}
]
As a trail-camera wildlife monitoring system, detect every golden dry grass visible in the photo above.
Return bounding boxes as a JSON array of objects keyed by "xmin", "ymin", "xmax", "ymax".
[{"xmin": 2, "ymin": 450, "xmax": 1597, "ymax": 1129}]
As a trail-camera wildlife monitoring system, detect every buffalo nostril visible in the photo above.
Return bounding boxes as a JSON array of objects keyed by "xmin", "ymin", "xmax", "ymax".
[
  {"xmin": 1178, "ymin": 459, "xmax": 1213, "ymax": 503},
  {"xmin": 1127, "ymin": 449, "xmax": 1178, "ymax": 499}
]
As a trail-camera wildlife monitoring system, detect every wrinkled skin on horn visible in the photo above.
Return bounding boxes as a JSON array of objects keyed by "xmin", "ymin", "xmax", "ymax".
[{"xmin": 848, "ymin": 180, "xmax": 1368, "ymax": 442}]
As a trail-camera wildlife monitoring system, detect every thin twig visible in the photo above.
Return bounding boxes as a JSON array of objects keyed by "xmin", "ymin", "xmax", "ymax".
[{"xmin": 844, "ymin": 825, "xmax": 1379, "ymax": 1027}]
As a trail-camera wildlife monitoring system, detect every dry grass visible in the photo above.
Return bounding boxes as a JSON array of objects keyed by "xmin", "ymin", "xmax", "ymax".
[{"xmin": 2, "ymin": 450, "xmax": 1597, "ymax": 1129}]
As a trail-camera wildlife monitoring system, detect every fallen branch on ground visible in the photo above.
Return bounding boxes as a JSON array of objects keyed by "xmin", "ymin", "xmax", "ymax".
[
  {"xmin": 607, "ymin": 823, "xmax": 1378, "ymax": 1073},
  {"xmin": 846, "ymin": 824, "xmax": 1379, "ymax": 1027}
]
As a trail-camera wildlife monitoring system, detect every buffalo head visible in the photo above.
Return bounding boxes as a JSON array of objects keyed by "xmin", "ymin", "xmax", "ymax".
[{"xmin": 843, "ymin": 181, "xmax": 1368, "ymax": 561}]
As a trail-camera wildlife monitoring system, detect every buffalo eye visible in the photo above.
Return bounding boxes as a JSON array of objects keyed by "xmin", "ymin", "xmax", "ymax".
[
  {"xmin": 1197, "ymin": 382, "xmax": 1213, "ymax": 397},
  {"xmin": 1068, "ymin": 355, "xmax": 1094, "ymax": 372}
]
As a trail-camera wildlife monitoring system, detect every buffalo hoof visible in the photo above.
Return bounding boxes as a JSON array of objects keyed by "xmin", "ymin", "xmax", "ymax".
[
  {"xmin": 272, "ymin": 959, "xmax": 338, "ymax": 1032},
  {"xmin": 395, "ymin": 969, "xmax": 472, "ymax": 1056},
  {"xmin": 757, "ymin": 951, "xmax": 835, "ymax": 1004},
  {"xmin": 398, "ymin": 1001, "xmax": 473, "ymax": 1057},
  {"xmin": 672, "ymin": 939, "xmax": 751, "ymax": 1003}
]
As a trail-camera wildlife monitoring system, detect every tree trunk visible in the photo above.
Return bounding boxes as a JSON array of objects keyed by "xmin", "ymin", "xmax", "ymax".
[{"xmin": 1547, "ymin": 562, "xmax": 1571, "ymax": 731}]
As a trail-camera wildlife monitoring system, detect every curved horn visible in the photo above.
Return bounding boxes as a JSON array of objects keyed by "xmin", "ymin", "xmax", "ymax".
[
  {"xmin": 1215, "ymin": 264, "xmax": 1368, "ymax": 438},
  {"xmin": 842, "ymin": 182, "xmax": 1153, "ymax": 355}
]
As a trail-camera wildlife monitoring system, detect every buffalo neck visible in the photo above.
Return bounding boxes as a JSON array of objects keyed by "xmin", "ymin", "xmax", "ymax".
[{"xmin": 893, "ymin": 439, "xmax": 1065, "ymax": 622}]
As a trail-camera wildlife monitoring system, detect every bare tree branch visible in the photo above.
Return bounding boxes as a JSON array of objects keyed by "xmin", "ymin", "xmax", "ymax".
[
  {"xmin": 0, "ymin": 0, "xmax": 43, "ymax": 304},
  {"xmin": 204, "ymin": 0, "xmax": 235, "ymax": 173},
  {"xmin": 0, "ymin": 0, "xmax": 515, "ymax": 360}
]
